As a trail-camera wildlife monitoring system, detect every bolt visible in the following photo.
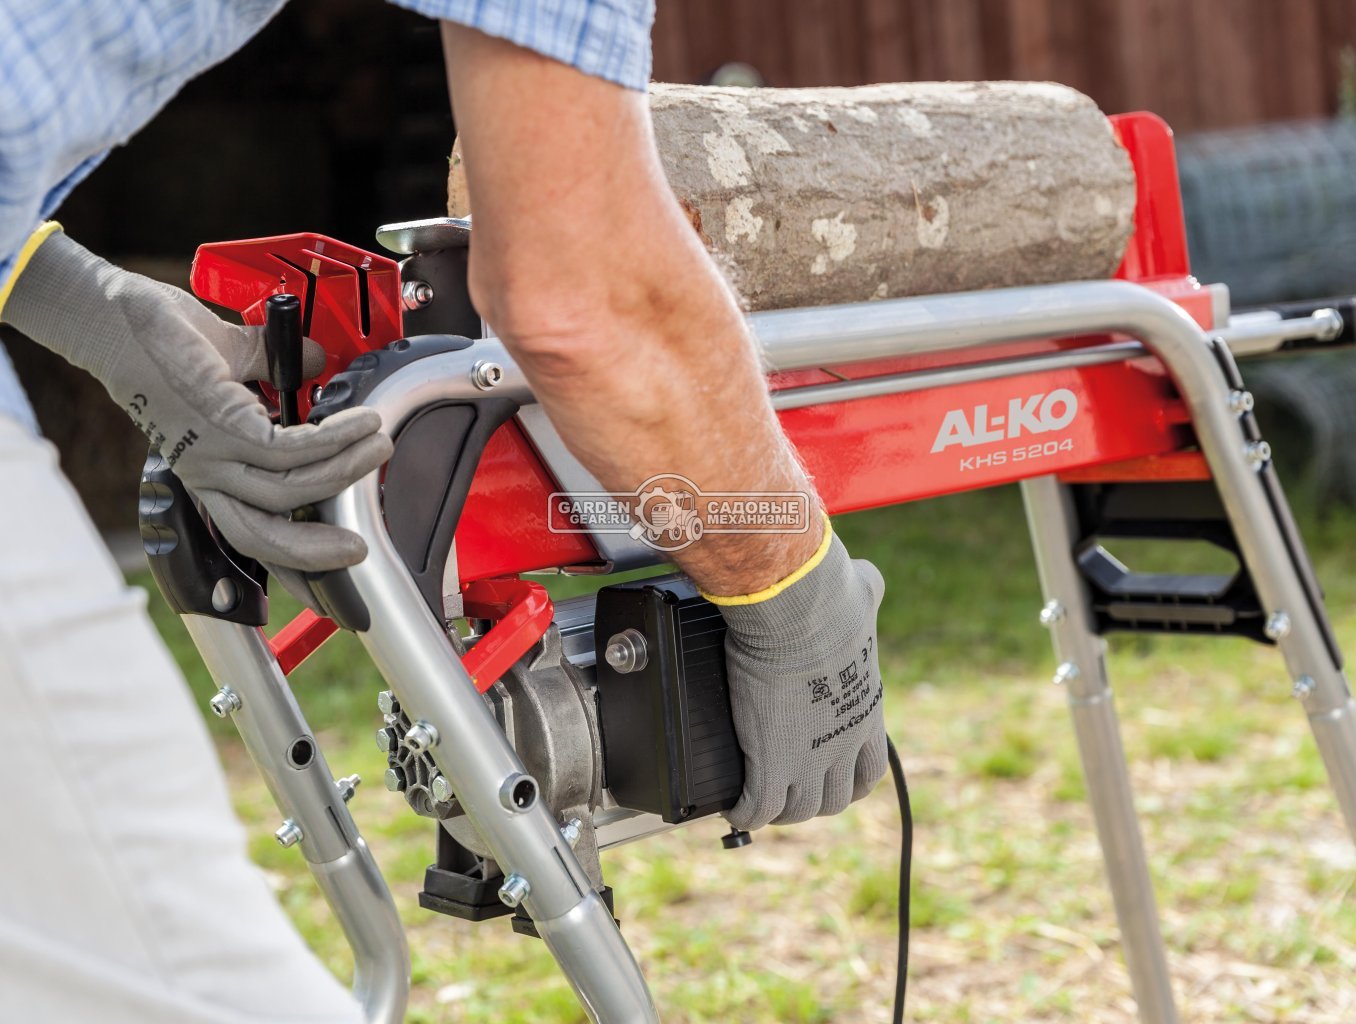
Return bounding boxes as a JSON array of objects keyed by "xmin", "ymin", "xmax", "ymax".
[
  {"xmin": 274, "ymin": 820, "xmax": 304, "ymax": 848},
  {"xmin": 210, "ymin": 577, "xmax": 239, "ymax": 614},
  {"xmin": 383, "ymin": 766, "xmax": 406, "ymax": 792},
  {"xmin": 604, "ymin": 628, "xmax": 649, "ymax": 674},
  {"xmin": 560, "ymin": 818, "xmax": 584, "ymax": 849},
  {"xmin": 1245, "ymin": 440, "xmax": 1272, "ymax": 470},
  {"xmin": 430, "ymin": 774, "xmax": 454, "ymax": 803},
  {"xmin": 336, "ymin": 774, "xmax": 361, "ymax": 802},
  {"xmin": 470, "ymin": 360, "xmax": 503, "ymax": 391},
  {"xmin": 1052, "ymin": 661, "xmax": 1081, "ymax": 686},
  {"xmin": 1265, "ymin": 611, "xmax": 1292, "ymax": 640},
  {"xmin": 498, "ymin": 873, "xmax": 531, "ymax": 908},
  {"xmin": 404, "ymin": 721, "xmax": 439, "ymax": 753},
  {"xmin": 1292, "ymin": 675, "xmax": 1316, "ymax": 700},
  {"xmin": 1228, "ymin": 389, "xmax": 1255, "ymax": 415},
  {"xmin": 375, "ymin": 727, "xmax": 398, "ymax": 753},
  {"xmin": 401, "ymin": 279, "xmax": 434, "ymax": 311},
  {"xmin": 377, "ymin": 690, "xmax": 398, "ymax": 715},
  {"xmin": 1038, "ymin": 600, "xmax": 1066, "ymax": 627},
  {"xmin": 209, "ymin": 687, "xmax": 242, "ymax": 718},
  {"xmin": 310, "ymin": 384, "xmax": 324, "ymax": 405}
]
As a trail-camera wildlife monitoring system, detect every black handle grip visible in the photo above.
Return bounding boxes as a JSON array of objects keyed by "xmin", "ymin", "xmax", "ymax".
[
  {"xmin": 265, "ymin": 293, "xmax": 304, "ymax": 426},
  {"xmin": 139, "ymin": 451, "xmax": 267, "ymax": 625}
]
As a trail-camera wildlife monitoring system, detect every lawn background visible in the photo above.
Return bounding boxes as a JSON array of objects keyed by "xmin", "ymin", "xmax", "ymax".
[{"xmin": 142, "ymin": 484, "xmax": 1356, "ymax": 1022}]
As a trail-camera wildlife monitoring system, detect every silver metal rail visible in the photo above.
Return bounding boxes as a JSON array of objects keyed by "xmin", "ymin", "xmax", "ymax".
[{"xmin": 186, "ymin": 618, "xmax": 410, "ymax": 1024}]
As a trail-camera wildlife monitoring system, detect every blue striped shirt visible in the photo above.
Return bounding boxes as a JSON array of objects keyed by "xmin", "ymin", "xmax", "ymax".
[{"xmin": 0, "ymin": 0, "xmax": 655, "ymax": 430}]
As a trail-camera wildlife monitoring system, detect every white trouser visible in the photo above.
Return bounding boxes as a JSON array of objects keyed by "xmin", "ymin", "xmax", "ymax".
[{"xmin": 0, "ymin": 417, "xmax": 363, "ymax": 1024}]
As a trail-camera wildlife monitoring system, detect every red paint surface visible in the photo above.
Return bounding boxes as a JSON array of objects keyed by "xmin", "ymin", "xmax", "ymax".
[{"xmin": 196, "ymin": 111, "xmax": 1213, "ymax": 673}]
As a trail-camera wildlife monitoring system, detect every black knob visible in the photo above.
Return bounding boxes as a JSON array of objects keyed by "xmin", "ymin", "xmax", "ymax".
[
  {"xmin": 264, "ymin": 293, "xmax": 304, "ymax": 426},
  {"xmin": 721, "ymin": 827, "xmax": 752, "ymax": 850}
]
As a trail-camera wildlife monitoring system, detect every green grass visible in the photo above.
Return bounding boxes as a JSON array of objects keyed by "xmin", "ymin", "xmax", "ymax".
[{"xmin": 136, "ymin": 484, "xmax": 1356, "ymax": 1022}]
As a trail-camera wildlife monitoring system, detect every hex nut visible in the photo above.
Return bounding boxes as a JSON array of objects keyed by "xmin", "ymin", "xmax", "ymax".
[
  {"xmin": 401, "ymin": 280, "xmax": 434, "ymax": 310},
  {"xmin": 430, "ymin": 774, "xmax": 454, "ymax": 803}
]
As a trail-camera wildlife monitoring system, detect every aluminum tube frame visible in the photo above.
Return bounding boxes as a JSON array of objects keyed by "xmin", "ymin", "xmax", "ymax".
[
  {"xmin": 315, "ymin": 278, "xmax": 1355, "ymax": 1020},
  {"xmin": 183, "ymin": 616, "xmax": 409, "ymax": 1024},
  {"xmin": 316, "ymin": 456, "xmax": 658, "ymax": 1021},
  {"xmin": 1021, "ymin": 477, "xmax": 1178, "ymax": 1023}
]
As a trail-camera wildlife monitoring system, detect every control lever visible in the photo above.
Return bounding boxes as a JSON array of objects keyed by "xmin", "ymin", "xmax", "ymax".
[{"xmin": 264, "ymin": 293, "xmax": 304, "ymax": 426}]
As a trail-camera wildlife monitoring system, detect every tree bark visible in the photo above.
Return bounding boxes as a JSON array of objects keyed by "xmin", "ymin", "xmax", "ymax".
[{"xmin": 448, "ymin": 81, "xmax": 1136, "ymax": 311}]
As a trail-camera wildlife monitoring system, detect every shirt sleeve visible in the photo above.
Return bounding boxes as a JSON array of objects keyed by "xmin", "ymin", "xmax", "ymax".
[{"xmin": 389, "ymin": 0, "xmax": 654, "ymax": 91}]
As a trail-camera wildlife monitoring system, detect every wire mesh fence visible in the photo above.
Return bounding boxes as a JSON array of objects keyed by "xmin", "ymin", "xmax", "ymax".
[{"xmin": 1179, "ymin": 117, "xmax": 1356, "ymax": 507}]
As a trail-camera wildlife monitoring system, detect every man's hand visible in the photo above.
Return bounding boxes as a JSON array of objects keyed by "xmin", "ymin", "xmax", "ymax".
[
  {"xmin": 2, "ymin": 229, "xmax": 392, "ymax": 574},
  {"xmin": 717, "ymin": 525, "xmax": 887, "ymax": 831}
]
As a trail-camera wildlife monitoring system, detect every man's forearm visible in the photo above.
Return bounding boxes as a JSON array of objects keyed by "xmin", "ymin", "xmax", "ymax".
[{"xmin": 442, "ymin": 26, "xmax": 822, "ymax": 595}]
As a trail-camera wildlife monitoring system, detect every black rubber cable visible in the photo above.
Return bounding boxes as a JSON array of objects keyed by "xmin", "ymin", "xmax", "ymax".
[{"xmin": 885, "ymin": 736, "xmax": 911, "ymax": 1024}]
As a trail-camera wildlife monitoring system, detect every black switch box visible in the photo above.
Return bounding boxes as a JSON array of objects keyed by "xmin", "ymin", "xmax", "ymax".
[{"xmin": 594, "ymin": 575, "xmax": 745, "ymax": 823}]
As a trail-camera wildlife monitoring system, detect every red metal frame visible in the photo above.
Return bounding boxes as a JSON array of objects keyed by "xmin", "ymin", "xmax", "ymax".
[
  {"xmin": 191, "ymin": 112, "xmax": 1208, "ymax": 674},
  {"xmin": 459, "ymin": 578, "xmax": 555, "ymax": 693}
]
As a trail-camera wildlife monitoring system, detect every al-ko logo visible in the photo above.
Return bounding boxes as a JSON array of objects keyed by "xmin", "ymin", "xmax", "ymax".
[
  {"xmin": 931, "ymin": 388, "xmax": 1079, "ymax": 452},
  {"xmin": 550, "ymin": 474, "xmax": 812, "ymax": 552}
]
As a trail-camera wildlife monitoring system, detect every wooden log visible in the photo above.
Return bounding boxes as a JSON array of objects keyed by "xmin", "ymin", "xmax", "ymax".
[{"xmin": 448, "ymin": 81, "xmax": 1136, "ymax": 311}]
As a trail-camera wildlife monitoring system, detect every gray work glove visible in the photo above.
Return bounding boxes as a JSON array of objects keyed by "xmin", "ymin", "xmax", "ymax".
[
  {"xmin": 2, "ymin": 230, "xmax": 392, "ymax": 579},
  {"xmin": 718, "ymin": 528, "xmax": 887, "ymax": 831}
]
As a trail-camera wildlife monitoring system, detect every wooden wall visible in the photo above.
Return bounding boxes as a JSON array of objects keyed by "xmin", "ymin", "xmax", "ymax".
[{"xmin": 652, "ymin": 0, "xmax": 1356, "ymax": 132}]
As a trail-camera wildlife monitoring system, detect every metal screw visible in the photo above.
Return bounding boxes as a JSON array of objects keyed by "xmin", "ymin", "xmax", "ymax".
[
  {"xmin": 375, "ymin": 727, "xmax": 398, "ymax": 753},
  {"xmin": 604, "ymin": 629, "xmax": 649, "ymax": 674},
  {"xmin": 1265, "ymin": 611, "xmax": 1292, "ymax": 640},
  {"xmin": 274, "ymin": 820, "xmax": 304, "ymax": 848},
  {"xmin": 560, "ymin": 818, "xmax": 584, "ymax": 849},
  {"xmin": 471, "ymin": 360, "xmax": 503, "ymax": 391},
  {"xmin": 404, "ymin": 721, "xmax": 439, "ymax": 753},
  {"xmin": 336, "ymin": 775, "xmax": 361, "ymax": 802},
  {"xmin": 430, "ymin": 774, "xmax": 455, "ymax": 803},
  {"xmin": 310, "ymin": 384, "xmax": 324, "ymax": 405},
  {"xmin": 377, "ymin": 690, "xmax": 398, "ymax": 715},
  {"xmin": 401, "ymin": 280, "xmax": 434, "ymax": 310},
  {"xmin": 210, "ymin": 578, "xmax": 239, "ymax": 614},
  {"xmin": 1245, "ymin": 440, "xmax": 1272, "ymax": 470},
  {"xmin": 1292, "ymin": 675, "xmax": 1316, "ymax": 700},
  {"xmin": 209, "ymin": 687, "xmax": 242, "ymax": 718},
  {"xmin": 1052, "ymin": 661, "xmax": 1081, "ymax": 686},
  {"xmin": 498, "ymin": 873, "xmax": 531, "ymax": 908},
  {"xmin": 1038, "ymin": 600, "xmax": 1066, "ymax": 627},
  {"xmin": 383, "ymin": 766, "xmax": 406, "ymax": 792},
  {"xmin": 1228, "ymin": 389, "xmax": 1255, "ymax": 415}
]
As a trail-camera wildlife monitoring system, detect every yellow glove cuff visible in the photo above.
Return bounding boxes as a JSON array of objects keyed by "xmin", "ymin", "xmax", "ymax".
[
  {"xmin": 0, "ymin": 221, "xmax": 63, "ymax": 322},
  {"xmin": 701, "ymin": 513, "xmax": 834, "ymax": 607}
]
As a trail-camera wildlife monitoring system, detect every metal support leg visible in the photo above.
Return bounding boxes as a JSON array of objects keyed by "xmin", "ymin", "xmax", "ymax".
[
  {"xmin": 323, "ymin": 475, "xmax": 659, "ymax": 1023},
  {"xmin": 1022, "ymin": 476, "xmax": 1179, "ymax": 1024},
  {"xmin": 185, "ymin": 617, "xmax": 410, "ymax": 1024}
]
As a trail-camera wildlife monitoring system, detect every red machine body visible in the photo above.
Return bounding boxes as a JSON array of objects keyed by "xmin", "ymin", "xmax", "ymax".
[{"xmin": 189, "ymin": 113, "xmax": 1209, "ymax": 671}]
